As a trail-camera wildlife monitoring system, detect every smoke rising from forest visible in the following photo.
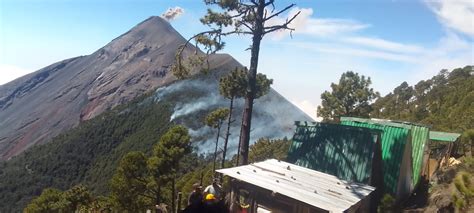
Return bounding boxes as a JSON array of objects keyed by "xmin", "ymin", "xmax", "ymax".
[{"xmin": 153, "ymin": 77, "xmax": 313, "ymax": 154}]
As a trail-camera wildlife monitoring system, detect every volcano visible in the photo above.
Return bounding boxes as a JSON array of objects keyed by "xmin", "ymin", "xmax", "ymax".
[{"xmin": 0, "ymin": 16, "xmax": 311, "ymax": 160}]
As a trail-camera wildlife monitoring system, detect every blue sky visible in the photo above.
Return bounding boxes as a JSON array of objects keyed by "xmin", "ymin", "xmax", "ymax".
[{"xmin": 1, "ymin": 0, "xmax": 473, "ymax": 119}]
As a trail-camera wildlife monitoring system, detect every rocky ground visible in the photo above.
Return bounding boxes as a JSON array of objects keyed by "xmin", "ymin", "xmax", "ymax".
[{"xmin": 404, "ymin": 157, "xmax": 474, "ymax": 212}]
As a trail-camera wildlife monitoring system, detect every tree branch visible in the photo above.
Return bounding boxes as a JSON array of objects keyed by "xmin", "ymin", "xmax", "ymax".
[
  {"xmin": 263, "ymin": 11, "xmax": 300, "ymax": 35},
  {"xmin": 221, "ymin": 30, "xmax": 253, "ymax": 36},
  {"xmin": 265, "ymin": 0, "xmax": 276, "ymax": 14},
  {"xmin": 176, "ymin": 30, "xmax": 221, "ymax": 61},
  {"xmin": 264, "ymin": 3, "xmax": 295, "ymax": 21},
  {"xmin": 139, "ymin": 193, "xmax": 157, "ymax": 200},
  {"xmin": 241, "ymin": 21, "xmax": 254, "ymax": 32}
]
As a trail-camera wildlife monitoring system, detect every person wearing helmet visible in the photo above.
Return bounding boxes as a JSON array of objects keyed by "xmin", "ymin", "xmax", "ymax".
[
  {"xmin": 204, "ymin": 178, "xmax": 222, "ymax": 199},
  {"xmin": 205, "ymin": 193, "xmax": 216, "ymax": 201}
]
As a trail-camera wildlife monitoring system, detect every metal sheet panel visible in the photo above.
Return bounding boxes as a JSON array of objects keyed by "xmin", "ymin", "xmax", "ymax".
[
  {"xmin": 429, "ymin": 131, "xmax": 461, "ymax": 142},
  {"xmin": 216, "ymin": 159, "xmax": 375, "ymax": 212},
  {"xmin": 287, "ymin": 122, "xmax": 382, "ymax": 185},
  {"xmin": 340, "ymin": 117, "xmax": 430, "ymax": 195},
  {"xmin": 340, "ymin": 118, "xmax": 410, "ymax": 196},
  {"xmin": 410, "ymin": 125, "xmax": 429, "ymax": 186}
]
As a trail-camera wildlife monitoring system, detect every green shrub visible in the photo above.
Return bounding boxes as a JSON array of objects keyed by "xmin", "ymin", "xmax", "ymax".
[{"xmin": 377, "ymin": 194, "xmax": 395, "ymax": 213}]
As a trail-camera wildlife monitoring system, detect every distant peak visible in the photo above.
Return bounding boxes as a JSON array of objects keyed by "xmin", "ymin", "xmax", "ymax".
[
  {"xmin": 132, "ymin": 16, "xmax": 171, "ymax": 30},
  {"xmin": 104, "ymin": 15, "xmax": 184, "ymax": 50},
  {"xmin": 141, "ymin": 16, "xmax": 168, "ymax": 24}
]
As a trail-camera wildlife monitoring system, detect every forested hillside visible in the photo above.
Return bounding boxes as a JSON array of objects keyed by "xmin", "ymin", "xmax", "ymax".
[
  {"xmin": 371, "ymin": 66, "xmax": 473, "ymax": 132},
  {"xmin": 0, "ymin": 67, "xmax": 309, "ymax": 211},
  {"xmin": 0, "ymin": 94, "xmax": 174, "ymax": 211}
]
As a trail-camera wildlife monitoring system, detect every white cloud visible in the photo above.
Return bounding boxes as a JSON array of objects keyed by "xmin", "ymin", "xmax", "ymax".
[
  {"xmin": 161, "ymin": 7, "xmax": 185, "ymax": 21},
  {"xmin": 425, "ymin": 0, "xmax": 474, "ymax": 36},
  {"xmin": 0, "ymin": 64, "xmax": 33, "ymax": 85},
  {"xmin": 266, "ymin": 7, "xmax": 369, "ymax": 39},
  {"xmin": 342, "ymin": 37, "xmax": 424, "ymax": 53},
  {"xmin": 290, "ymin": 41, "xmax": 418, "ymax": 62}
]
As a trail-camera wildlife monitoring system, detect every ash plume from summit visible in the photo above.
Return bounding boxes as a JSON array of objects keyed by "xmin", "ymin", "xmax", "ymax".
[{"xmin": 161, "ymin": 7, "xmax": 185, "ymax": 21}]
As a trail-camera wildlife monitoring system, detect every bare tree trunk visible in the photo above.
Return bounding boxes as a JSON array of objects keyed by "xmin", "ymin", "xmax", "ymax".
[
  {"xmin": 470, "ymin": 139, "xmax": 473, "ymax": 157},
  {"xmin": 238, "ymin": 0, "xmax": 264, "ymax": 166},
  {"xmin": 235, "ymin": 108, "xmax": 244, "ymax": 166},
  {"xmin": 221, "ymin": 97, "xmax": 234, "ymax": 169},
  {"xmin": 171, "ymin": 177, "xmax": 176, "ymax": 213},
  {"xmin": 177, "ymin": 192, "xmax": 182, "ymax": 213},
  {"xmin": 213, "ymin": 125, "xmax": 221, "ymax": 172},
  {"xmin": 156, "ymin": 186, "xmax": 161, "ymax": 206}
]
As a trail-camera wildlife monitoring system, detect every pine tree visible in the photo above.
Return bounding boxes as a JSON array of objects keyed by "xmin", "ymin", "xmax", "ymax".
[
  {"xmin": 24, "ymin": 188, "xmax": 65, "ymax": 212},
  {"xmin": 24, "ymin": 186, "xmax": 93, "ymax": 212},
  {"xmin": 219, "ymin": 68, "xmax": 247, "ymax": 169},
  {"xmin": 173, "ymin": 0, "xmax": 300, "ymax": 165},
  {"xmin": 148, "ymin": 125, "xmax": 192, "ymax": 212},
  {"xmin": 110, "ymin": 151, "xmax": 151, "ymax": 212},
  {"xmin": 317, "ymin": 71, "xmax": 379, "ymax": 121},
  {"xmin": 110, "ymin": 125, "xmax": 192, "ymax": 212},
  {"xmin": 205, "ymin": 108, "xmax": 230, "ymax": 172}
]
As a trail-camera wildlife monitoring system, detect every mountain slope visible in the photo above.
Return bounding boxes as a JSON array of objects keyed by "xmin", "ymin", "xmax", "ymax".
[
  {"xmin": 0, "ymin": 70, "xmax": 311, "ymax": 211},
  {"xmin": 0, "ymin": 16, "xmax": 313, "ymax": 211},
  {"xmin": 0, "ymin": 16, "xmax": 236, "ymax": 160}
]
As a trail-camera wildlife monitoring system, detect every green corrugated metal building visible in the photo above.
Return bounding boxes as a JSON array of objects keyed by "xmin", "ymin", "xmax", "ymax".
[
  {"xmin": 340, "ymin": 117, "xmax": 430, "ymax": 198},
  {"xmin": 287, "ymin": 121, "xmax": 384, "ymax": 191}
]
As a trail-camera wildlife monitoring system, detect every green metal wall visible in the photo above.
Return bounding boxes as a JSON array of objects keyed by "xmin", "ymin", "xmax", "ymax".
[
  {"xmin": 409, "ymin": 125, "xmax": 429, "ymax": 186},
  {"xmin": 288, "ymin": 121, "xmax": 382, "ymax": 185},
  {"xmin": 341, "ymin": 117, "xmax": 430, "ymax": 194},
  {"xmin": 340, "ymin": 119, "xmax": 409, "ymax": 195}
]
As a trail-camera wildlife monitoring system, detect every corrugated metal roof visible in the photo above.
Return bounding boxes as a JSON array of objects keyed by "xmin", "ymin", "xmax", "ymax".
[
  {"xmin": 429, "ymin": 131, "xmax": 461, "ymax": 142},
  {"xmin": 340, "ymin": 117, "xmax": 430, "ymax": 195},
  {"xmin": 341, "ymin": 117, "xmax": 429, "ymax": 129},
  {"xmin": 216, "ymin": 159, "xmax": 375, "ymax": 212},
  {"xmin": 340, "ymin": 118, "xmax": 410, "ymax": 195},
  {"xmin": 287, "ymin": 121, "xmax": 382, "ymax": 184}
]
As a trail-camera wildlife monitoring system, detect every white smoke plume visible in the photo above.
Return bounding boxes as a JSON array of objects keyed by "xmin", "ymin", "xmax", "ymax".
[
  {"xmin": 161, "ymin": 7, "xmax": 185, "ymax": 21},
  {"xmin": 170, "ymin": 96, "xmax": 220, "ymax": 121},
  {"xmin": 153, "ymin": 75, "xmax": 313, "ymax": 154}
]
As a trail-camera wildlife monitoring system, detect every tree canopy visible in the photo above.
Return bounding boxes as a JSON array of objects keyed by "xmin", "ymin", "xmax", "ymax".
[
  {"xmin": 110, "ymin": 125, "xmax": 192, "ymax": 212},
  {"xmin": 110, "ymin": 151, "xmax": 151, "ymax": 211},
  {"xmin": 317, "ymin": 71, "xmax": 379, "ymax": 121},
  {"xmin": 205, "ymin": 108, "xmax": 230, "ymax": 129},
  {"xmin": 205, "ymin": 108, "xmax": 230, "ymax": 172},
  {"xmin": 372, "ymin": 66, "xmax": 473, "ymax": 132},
  {"xmin": 24, "ymin": 185, "xmax": 92, "ymax": 213},
  {"xmin": 248, "ymin": 138, "xmax": 291, "ymax": 163}
]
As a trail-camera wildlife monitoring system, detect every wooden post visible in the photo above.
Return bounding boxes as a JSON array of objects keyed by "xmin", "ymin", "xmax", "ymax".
[
  {"xmin": 200, "ymin": 171, "xmax": 203, "ymax": 186},
  {"xmin": 229, "ymin": 179, "xmax": 237, "ymax": 213},
  {"xmin": 177, "ymin": 192, "xmax": 182, "ymax": 213},
  {"xmin": 172, "ymin": 177, "xmax": 176, "ymax": 213}
]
